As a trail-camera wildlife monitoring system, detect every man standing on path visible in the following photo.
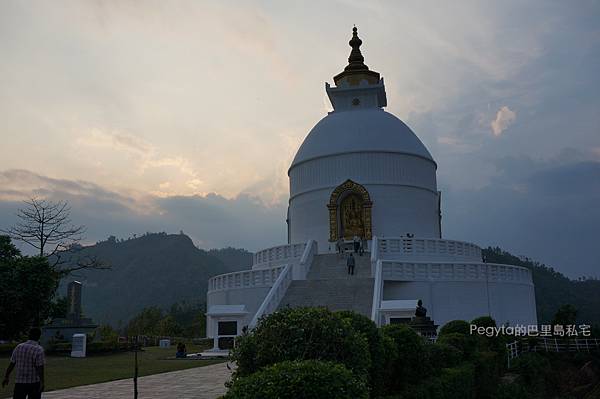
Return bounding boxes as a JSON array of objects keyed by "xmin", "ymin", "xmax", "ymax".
[
  {"xmin": 346, "ymin": 253, "xmax": 355, "ymax": 275},
  {"xmin": 2, "ymin": 328, "xmax": 45, "ymax": 399}
]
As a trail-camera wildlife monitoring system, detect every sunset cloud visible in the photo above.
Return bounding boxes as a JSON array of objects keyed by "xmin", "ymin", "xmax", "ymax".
[{"xmin": 490, "ymin": 106, "xmax": 516, "ymax": 136}]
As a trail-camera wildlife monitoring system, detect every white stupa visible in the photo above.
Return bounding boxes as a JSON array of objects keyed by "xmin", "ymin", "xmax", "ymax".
[{"xmin": 205, "ymin": 28, "xmax": 537, "ymax": 350}]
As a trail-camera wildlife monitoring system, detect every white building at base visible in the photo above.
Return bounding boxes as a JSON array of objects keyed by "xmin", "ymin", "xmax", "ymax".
[{"xmin": 206, "ymin": 28, "xmax": 537, "ymax": 349}]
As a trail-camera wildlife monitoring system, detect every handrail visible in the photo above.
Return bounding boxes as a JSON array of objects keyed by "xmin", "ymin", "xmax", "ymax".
[
  {"xmin": 207, "ymin": 266, "xmax": 284, "ymax": 293},
  {"xmin": 380, "ymin": 261, "xmax": 533, "ymax": 284},
  {"xmin": 253, "ymin": 243, "xmax": 306, "ymax": 268},
  {"xmin": 377, "ymin": 237, "xmax": 482, "ymax": 262},
  {"xmin": 297, "ymin": 239, "xmax": 318, "ymax": 279},
  {"xmin": 371, "ymin": 259, "xmax": 383, "ymax": 325},
  {"xmin": 249, "ymin": 264, "xmax": 293, "ymax": 328},
  {"xmin": 370, "ymin": 236, "xmax": 379, "ymax": 277}
]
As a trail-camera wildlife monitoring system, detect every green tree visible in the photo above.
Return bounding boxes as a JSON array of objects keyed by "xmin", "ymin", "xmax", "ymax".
[
  {"xmin": 157, "ymin": 315, "xmax": 183, "ymax": 337},
  {"xmin": 0, "ymin": 236, "xmax": 59, "ymax": 339},
  {"xmin": 552, "ymin": 304, "xmax": 577, "ymax": 326},
  {"xmin": 125, "ymin": 306, "xmax": 164, "ymax": 336}
]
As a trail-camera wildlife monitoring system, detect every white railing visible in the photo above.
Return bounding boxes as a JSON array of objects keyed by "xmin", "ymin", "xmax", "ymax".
[
  {"xmin": 249, "ymin": 264, "xmax": 293, "ymax": 328},
  {"xmin": 253, "ymin": 243, "xmax": 306, "ymax": 269},
  {"xmin": 371, "ymin": 260, "xmax": 384, "ymax": 325},
  {"xmin": 507, "ymin": 338, "xmax": 600, "ymax": 368},
  {"xmin": 380, "ymin": 261, "xmax": 533, "ymax": 285},
  {"xmin": 296, "ymin": 239, "xmax": 318, "ymax": 279},
  {"xmin": 370, "ymin": 236, "xmax": 379, "ymax": 277},
  {"xmin": 377, "ymin": 237, "xmax": 482, "ymax": 262},
  {"xmin": 207, "ymin": 266, "xmax": 285, "ymax": 293}
]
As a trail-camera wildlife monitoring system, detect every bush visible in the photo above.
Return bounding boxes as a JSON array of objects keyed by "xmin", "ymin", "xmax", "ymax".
[
  {"xmin": 438, "ymin": 363, "xmax": 475, "ymax": 399},
  {"xmin": 471, "ymin": 316, "xmax": 496, "ymax": 328},
  {"xmin": 381, "ymin": 324, "xmax": 430, "ymax": 390},
  {"xmin": 223, "ymin": 360, "xmax": 368, "ymax": 399},
  {"xmin": 439, "ymin": 320, "xmax": 471, "ymax": 336},
  {"xmin": 512, "ymin": 353, "xmax": 551, "ymax": 396},
  {"xmin": 436, "ymin": 332, "xmax": 476, "ymax": 359},
  {"xmin": 494, "ymin": 382, "xmax": 531, "ymax": 399},
  {"xmin": 383, "ymin": 363, "xmax": 475, "ymax": 399},
  {"xmin": 337, "ymin": 311, "xmax": 391, "ymax": 396},
  {"xmin": 230, "ymin": 307, "xmax": 370, "ymax": 381},
  {"xmin": 47, "ymin": 342, "xmax": 71, "ymax": 353},
  {"xmin": 474, "ymin": 351, "xmax": 501, "ymax": 398},
  {"xmin": 427, "ymin": 342, "xmax": 462, "ymax": 370}
]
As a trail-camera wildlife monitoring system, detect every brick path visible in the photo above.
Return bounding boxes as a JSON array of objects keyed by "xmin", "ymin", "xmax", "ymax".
[{"xmin": 42, "ymin": 363, "xmax": 232, "ymax": 399}]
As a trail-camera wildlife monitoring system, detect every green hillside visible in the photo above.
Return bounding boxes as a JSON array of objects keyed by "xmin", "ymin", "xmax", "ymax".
[{"xmin": 61, "ymin": 233, "xmax": 252, "ymax": 326}]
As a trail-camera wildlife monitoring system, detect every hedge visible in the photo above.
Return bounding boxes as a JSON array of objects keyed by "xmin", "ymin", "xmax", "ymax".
[
  {"xmin": 230, "ymin": 307, "xmax": 370, "ymax": 381},
  {"xmin": 223, "ymin": 360, "xmax": 368, "ymax": 399}
]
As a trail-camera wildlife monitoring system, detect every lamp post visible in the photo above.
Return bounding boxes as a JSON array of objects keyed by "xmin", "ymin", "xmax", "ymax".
[{"xmin": 133, "ymin": 336, "xmax": 139, "ymax": 399}]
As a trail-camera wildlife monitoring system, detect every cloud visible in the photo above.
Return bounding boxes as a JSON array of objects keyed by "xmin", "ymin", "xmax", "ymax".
[
  {"xmin": 490, "ymin": 106, "xmax": 516, "ymax": 136},
  {"xmin": 441, "ymin": 157, "xmax": 600, "ymax": 278},
  {"xmin": 0, "ymin": 169, "xmax": 285, "ymax": 252}
]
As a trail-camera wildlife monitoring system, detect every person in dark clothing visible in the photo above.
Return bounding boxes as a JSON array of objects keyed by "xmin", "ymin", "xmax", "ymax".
[
  {"xmin": 352, "ymin": 235, "xmax": 360, "ymax": 253},
  {"xmin": 346, "ymin": 253, "xmax": 355, "ymax": 275},
  {"xmin": 3, "ymin": 328, "xmax": 45, "ymax": 399}
]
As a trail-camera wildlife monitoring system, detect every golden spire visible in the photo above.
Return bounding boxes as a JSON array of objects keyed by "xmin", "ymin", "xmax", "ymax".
[{"xmin": 333, "ymin": 27, "xmax": 380, "ymax": 86}]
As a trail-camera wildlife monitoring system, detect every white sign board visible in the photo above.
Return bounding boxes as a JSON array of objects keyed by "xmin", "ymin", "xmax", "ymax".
[
  {"xmin": 71, "ymin": 334, "xmax": 86, "ymax": 358},
  {"xmin": 159, "ymin": 339, "xmax": 171, "ymax": 348}
]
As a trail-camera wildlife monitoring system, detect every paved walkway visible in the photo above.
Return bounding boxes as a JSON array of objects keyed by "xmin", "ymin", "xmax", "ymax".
[{"xmin": 43, "ymin": 363, "xmax": 232, "ymax": 399}]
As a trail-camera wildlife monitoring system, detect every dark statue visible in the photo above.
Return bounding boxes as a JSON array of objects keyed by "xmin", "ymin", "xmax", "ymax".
[{"xmin": 415, "ymin": 299, "xmax": 427, "ymax": 317}]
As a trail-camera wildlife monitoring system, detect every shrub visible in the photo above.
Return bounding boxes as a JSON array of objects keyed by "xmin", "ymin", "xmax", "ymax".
[
  {"xmin": 469, "ymin": 316, "xmax": 506, "ymax": 353},
  {"xmin": 427, "ymin": 342, "xmax": 461, "ymax": 370},
  {"xmin": 512, "ymin": 352, "xmax": 551, "ymax": 396},
  {"xmin": 494, "ymin": 382, "xmax": 530, "ymax": 399},
  {"xmin": 438, "ymin": 363, "xmax": 475, "ymax": 399},
  {"xmin": 382, "ymin": 363, "xmax": 475, "ymax": 399},
  {"xmin": 223, "ymin": 360, "xmax": 368, "ymax": 399},
  {"xmin": 436, "ymin": 332, "xmax": 476, "ymax": 359},
  {"xmin": 471, "ymin": 316, "xmax": 496, "ymax": 328},
  {"xmin": 439, "ymin": 320, "xmax": 471, "ymax": 336},
  {"xmin": 230, "ymin": 307, "xmax": 370, "ymax": 381},
  {"xmin": 473, "ymin": 351, "xmax": 501, "ymax": 398},
  {"xmin": 337, "ymin": 311, "xmax": 391, "ymax": 396},
  {"xmin": 381, "ymin": 324, "xmax": 430, "ymax": 390}
]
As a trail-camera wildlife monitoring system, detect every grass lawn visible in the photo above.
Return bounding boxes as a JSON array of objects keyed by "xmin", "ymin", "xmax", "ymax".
[{"xmin": 0, "ymin": 345, "xmax": 225, "ymax": 398}]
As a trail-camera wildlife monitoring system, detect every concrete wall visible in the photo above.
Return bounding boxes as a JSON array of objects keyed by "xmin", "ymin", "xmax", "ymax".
[
  {"xmin": 288, "ymin": 152, "xmax": 440, "ymax": 252},
  {"xmin": 206, "ymin": 286, "xmax": 270, "ymax": 337},
  {"xmin": 382, "ymin": 279, "xmax": 537, "ymax": 328}
]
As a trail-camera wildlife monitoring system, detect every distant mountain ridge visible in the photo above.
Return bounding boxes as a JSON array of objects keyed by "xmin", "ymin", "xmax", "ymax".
[{"xmin": 61, "ymin": 232, "xmax": 252, "ymax": 326}]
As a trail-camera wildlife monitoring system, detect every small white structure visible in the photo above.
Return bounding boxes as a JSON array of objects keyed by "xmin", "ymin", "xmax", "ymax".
[
  {"xmin": 205, "ymin": 28, "xmax": 537, "ymax": 344},
  {"xmin": 70, "ymin": 333, "xmax": 86, "ymax": 358},
  {"xmin": 159, "ymin": 339, "xmax": 171, "ymax": 348}
]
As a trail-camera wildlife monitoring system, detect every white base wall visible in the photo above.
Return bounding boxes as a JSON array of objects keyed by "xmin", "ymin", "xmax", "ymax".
[
  {"xmin": 206, "ymin": 286, "xmax": 270, "ymax": 338},
  {"xmin": 383, "ymin": 280, "xmax": 537, "ymax": 328}
]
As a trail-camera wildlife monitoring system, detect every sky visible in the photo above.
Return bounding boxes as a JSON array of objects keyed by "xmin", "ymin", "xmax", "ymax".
[{"xmin": 0, "ymin": 1, "xmax": 599, "ymax": 278}]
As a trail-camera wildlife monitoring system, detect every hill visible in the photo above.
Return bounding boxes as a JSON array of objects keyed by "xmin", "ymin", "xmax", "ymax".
[
  {"xmin": 483, "ymin": 247, "xmax": 600, "ymax": 326},
  {"xmin": 60, "ymin": 233, "xmax": 252, "ymax": 326}
]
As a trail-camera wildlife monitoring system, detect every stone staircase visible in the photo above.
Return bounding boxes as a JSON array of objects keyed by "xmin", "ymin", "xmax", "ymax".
[{"xmin": 278, "ymin": 253, "xmax": 374, "ymax": 317}]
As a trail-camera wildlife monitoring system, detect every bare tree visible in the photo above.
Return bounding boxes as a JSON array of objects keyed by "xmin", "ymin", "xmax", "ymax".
[{"xmin": 1, "ymin": 197, "xmax": 109, "ymax": 275}]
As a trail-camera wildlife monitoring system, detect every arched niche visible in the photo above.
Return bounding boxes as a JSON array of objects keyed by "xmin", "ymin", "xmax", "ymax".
[{"xmin": 327, "ymin": 179, "xmax": 373, "ymax": 241}]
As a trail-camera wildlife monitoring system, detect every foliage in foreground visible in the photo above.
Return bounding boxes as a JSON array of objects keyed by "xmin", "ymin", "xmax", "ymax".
[
  {"xmin": 227, "ymin": 306, "xmax": 600, "ymax": 399},
  {"xmin": 223, "ymin": 360, "xmax": 368, "ymax": 399},
  {"xmin": 0, "ymin": 236, "xmax": 60, "ymax": 339},
  {"xmin": 230, "ymin": 307, "xmax": 371, "ymax": 381}
]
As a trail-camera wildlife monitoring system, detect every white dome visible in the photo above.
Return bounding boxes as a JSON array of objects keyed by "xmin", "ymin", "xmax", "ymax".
[{"xmin": 290, "ymin": 109, "xmax": 435, "ymax": 171}]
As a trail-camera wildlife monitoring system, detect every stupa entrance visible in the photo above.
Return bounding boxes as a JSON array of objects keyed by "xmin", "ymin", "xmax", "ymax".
[{"xmin": 328, "ymin": 179, "xmax": 373, "ymax": 242}]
